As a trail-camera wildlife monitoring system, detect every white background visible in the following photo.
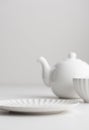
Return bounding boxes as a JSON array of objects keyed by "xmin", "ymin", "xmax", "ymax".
[{"xmin": 0, "ymin": 0, "xmax": 89, "ymax": 85}]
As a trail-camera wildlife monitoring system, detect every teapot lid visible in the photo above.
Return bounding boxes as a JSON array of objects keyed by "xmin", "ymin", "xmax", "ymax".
[
  {"xmin": 66, "ymin": 52, "xmax": 85, "ymax": 63},
  {"xmin": 56, "ymin": 52, "xmax": 89, "ymax": 67},
  {"xmin": 55, "ymin": 52, "xmax": 89, "ymax": 78},
  {"xmin": 65, "ymin": 52, "xmax": 88, "ymax": 65}
]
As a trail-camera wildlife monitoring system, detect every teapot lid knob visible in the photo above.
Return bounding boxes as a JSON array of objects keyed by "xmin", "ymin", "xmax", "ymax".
[{"xmin": 68, "ymin": 52, "xmax": 77, "ymax": 59}]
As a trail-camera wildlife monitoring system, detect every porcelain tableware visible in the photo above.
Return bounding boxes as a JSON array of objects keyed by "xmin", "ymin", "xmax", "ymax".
[
  {"xmin": 0, "ymin": 98, "xmax": 79, "ymax": 114},
  {"xmin": 38, "ymin": 52, "xmax": 89, "ymax": 98},
  {"xmin": 73, "ymin": 78, "xmax": 89, "ymax": 103}
]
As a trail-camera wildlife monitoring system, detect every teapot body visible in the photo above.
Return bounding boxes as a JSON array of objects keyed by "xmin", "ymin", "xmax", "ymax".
[
  {"xmin": 51, "ymin": 63, "xmax": 78, "ymax": 98},
  {"xmin": 51, "ymin": 60, "xmax": 89, "ymax": 98}
]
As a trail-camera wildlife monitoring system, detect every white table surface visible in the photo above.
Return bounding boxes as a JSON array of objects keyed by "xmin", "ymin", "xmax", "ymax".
[{"xmin": 0, "ymin": 85, "xmax": 89, "ymax": 130}]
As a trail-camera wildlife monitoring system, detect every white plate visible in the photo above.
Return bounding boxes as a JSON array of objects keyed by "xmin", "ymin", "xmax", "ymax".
[{"xmin": 0, "ymin": 98, "xmax": 80, "ymax": 114}]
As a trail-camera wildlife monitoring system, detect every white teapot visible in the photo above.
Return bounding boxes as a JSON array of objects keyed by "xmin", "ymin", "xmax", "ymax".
[{"xmin": 38, "ymin": 52, "xmax": 89, "ymax": 98}]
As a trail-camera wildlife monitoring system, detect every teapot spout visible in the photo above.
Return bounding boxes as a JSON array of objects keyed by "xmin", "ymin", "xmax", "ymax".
[{"xmin": 38, "ymin": 57, "xmax": 51, "ymax": 87}]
